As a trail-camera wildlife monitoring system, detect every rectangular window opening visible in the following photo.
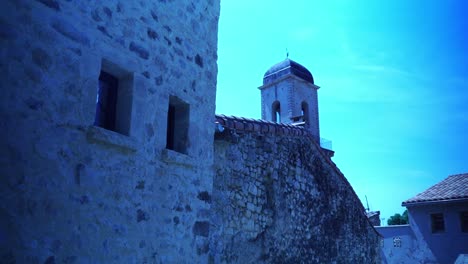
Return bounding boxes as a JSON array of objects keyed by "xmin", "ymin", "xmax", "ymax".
[
  {"xmin": 95, "ymin": 71, "xmax": 118, "ymax": 131},
  {"xmin": 166, "ymin": 96, "xmax": 189, "ymax": 154},
  {"xmin": 431, "ymin": 213, "xmax": 445, "ymax": 233},
  {"xmin": 460, "ymin": 211, "xmax": 468, "ymax": 233},
  {"xmin": 94, "ymin": 59, "xmax": 133, "ymax": 136}
]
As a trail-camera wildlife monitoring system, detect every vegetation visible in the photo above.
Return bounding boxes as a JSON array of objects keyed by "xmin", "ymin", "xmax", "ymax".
[{"xmin": 387, "ymin": 210, "xmax": 409, "ymax": 225}]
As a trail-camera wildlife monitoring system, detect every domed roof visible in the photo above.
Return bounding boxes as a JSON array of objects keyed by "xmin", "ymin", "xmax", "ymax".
[{"xmin": 263, "ymin": 58, "xmax": 314, "ymax": 85}]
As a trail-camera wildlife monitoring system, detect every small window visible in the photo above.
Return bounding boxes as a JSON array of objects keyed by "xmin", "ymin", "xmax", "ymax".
[
  {"xmin": 301, "ymin": 101, "xmax": 309, "ymax": 123},
  {"xmin": 94, "ymin": 59, "xmax": 133, "ymax": 135},
  {"xmin": 392, "ymin": 237, "xmax": 401, "ymax": 247},
  {"xmin": 272, "ymin": 101, "xmax": 280, "ymax": 122},
  {"xmin": 431, "ymin": 213, "xmax": 445, "ymax": 233},
  {"xmin": 460, "ymin": 211, "xmax": 468, "ymax": 233},
  {"xmin": 95, "ymin": 71, "xmax": 118, "ymax": 131},
  {"xmin": 166, "ymin": 96, "xmax": 189, "ymax": 154}
]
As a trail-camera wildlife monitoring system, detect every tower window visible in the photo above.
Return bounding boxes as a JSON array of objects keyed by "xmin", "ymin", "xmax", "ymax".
[
  {"xmin": 301, "ymin": 101, "xmax": 309, "ymax": 123},
  {"xmin": 431, "ymin": 213, "xmax": 445, "ymax": 233},
  {"xmin": 166, "ymin": 96, "xmax": 189, "ymax": 154},
  {"xmin": 272, "ymin": 101, "xmax": 280, "ymax": 123},
  {"xmin": 460, "ymin": 211, "xmax": 468, "ymax": 232},
  {"xmin": 95, "ymin": 71, "xmax": 118, "ymax": 131},
  {"xmin": 94, "ymin": 59, "xmax": 133, "ymax": 136}
]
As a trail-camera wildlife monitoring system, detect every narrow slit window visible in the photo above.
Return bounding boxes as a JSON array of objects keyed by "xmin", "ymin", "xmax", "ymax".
[
  {"xmin": 166, "ymin": 96, "xmax": 189, "ymax": 154},
  {"xmin": 95, "ymin": 71, "xmax": 118, "ymax": 131},
  {"xmin": 301, "ymin": 101, "xmax": 309, "ymax": 123},
  {"xmin": 166, "ymin": 104, "xmax": 176, "ymax": 150},
  {"xmin": 431, "ymin": 213, "xmax": 445, "ymax": 233}
]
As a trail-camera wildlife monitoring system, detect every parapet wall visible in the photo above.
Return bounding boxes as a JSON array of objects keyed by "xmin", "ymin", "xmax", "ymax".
[
  {"xmin": 211, "ymin": 116, "xmax": 380, "ymax": 263},
  {"xmin": 0, "ymin": 1, "xmax": 219, "ymax": 263}
]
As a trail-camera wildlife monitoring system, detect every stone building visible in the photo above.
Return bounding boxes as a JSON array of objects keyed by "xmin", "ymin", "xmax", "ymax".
[
  {"xmin": 1, "ymin": 1, "xmax": 219, "ymax": 263},
  {"xmin": 0, "ymin": 1, "xmax": 379, "ymax": 263}
]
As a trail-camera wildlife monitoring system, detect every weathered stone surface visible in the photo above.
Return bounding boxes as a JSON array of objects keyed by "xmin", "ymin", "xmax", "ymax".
[
  {"xmin": 195, "ymin": 54, "xmax": 203, "ymax": 68},
  {"xmin": 32, "ymin": 48, "xmax": 52, "ymax": 70},
  {"xmin": 51, "ymin": 19, "xmax": 89, "ymax": 45},
  {"xmin": 0, "ymin": 20, "xmax": 16, "ymax": 40},
  {"xmin": 129, "ymin": 42, "xmax": 149, "ymax": 60},
  {"xmin": 1, "ymin": 1, "xmax": 220, "ymax": 263},
  {"xmin": 137, "ymin": 209, "xmax": 150, "ymax": 222},
  {"xmin": 197, "ymin": 191, "xmax": 212, "ymax": 204},
  {"xmin": 36, "ymin": 0, "xmax": 60, "ymax": 11},
  {"xmin": 193, "ymin": 221, "xmax": 210, "ymax": 237},
  {"xmin": 147, "ymin": 28, "xmax": 159, "ymax": 40},
  {"xmin": 44, "ymin": 255, "xmax": 55, "ymax": 264},
  {"xmin": 211, "ymin": 127, "xmax": 381, "ymax": 263}
]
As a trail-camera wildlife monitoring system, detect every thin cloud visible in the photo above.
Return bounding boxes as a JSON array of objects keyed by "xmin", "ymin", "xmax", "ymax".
[{"xmin": 352, "ymin": 64, "xmax": 412, "ymax": 77}]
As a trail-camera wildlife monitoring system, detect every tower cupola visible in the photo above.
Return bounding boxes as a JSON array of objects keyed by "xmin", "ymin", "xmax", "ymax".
[
  {"xmin": 263, "ymin": 58, "xmax": 314, "ymax": 85},
  {"xmin": 259, "ymin": 58, "xmax": 321, "ymax": 142}
]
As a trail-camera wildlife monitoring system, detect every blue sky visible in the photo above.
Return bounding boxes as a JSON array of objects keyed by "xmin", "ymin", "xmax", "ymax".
[{"xmin": 215, "ymin": 0, "xmax": 468, "ymax": 222}]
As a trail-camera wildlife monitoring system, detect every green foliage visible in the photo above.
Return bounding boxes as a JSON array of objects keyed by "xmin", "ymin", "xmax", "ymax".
[{"xmin": 387, "ymin": 210, "xmax": 409, "ymax": 225}]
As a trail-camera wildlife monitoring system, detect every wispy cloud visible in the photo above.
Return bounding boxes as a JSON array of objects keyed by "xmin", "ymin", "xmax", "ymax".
[{"xmin": 352, "ymin": 64, "xmax": 413, "ymax": 77}]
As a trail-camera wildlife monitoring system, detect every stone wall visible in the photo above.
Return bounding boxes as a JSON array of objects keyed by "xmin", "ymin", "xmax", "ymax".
[
  {"xmin": 211, "ymin": 116, "xmax": 381, "ymax": 263},
  {"xmin": 0, "ymin": 1, "xmax": 219, "ymax": 263}
]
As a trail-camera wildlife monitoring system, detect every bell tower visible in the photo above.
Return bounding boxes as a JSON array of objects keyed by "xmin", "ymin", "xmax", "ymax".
[{"xmin": 259, "ymin": 58, "xmax": 321, "ymax": 142}]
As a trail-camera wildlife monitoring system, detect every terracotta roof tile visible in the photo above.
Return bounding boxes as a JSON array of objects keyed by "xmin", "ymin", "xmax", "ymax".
[
  {"xmin": 215, "ymin": 114, "xmax": 309, "ymax": 137},
  {"xmin": 402, "ymin": 173, "xmax": 468, "ymax": 206}
]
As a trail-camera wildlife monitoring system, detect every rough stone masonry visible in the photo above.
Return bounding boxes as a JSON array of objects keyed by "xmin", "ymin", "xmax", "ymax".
[
  {"xmin": 1, "ymin": 0, "xmax": 219, "ymax": 263},
  {"xmin": 0, "ymin": 0, "xmax": 380, "ymax": 263},
  {"xmin": 211, "ymin": 116, "xmax": 380, "ymax": 263}
]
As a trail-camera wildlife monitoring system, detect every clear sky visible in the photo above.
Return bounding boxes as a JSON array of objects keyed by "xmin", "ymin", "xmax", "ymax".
[{"xmin": 215, "ymin": 0, "xmax": 468, "ymax": 223}]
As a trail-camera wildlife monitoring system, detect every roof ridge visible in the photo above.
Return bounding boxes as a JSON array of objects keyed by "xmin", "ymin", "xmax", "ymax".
[
  {"xmin": 449, "ymin": 172, "xmax": 468, "ymax": 177},
  {"xmin": 402, "ymin": 173, "xmax": 468, "ymax": 206},
  {"xmin": 215, "ymin": 114, "xmax": 309, "ymax": 136}
]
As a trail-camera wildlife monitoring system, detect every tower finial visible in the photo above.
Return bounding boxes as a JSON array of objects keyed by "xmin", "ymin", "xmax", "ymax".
[{"xmin": 286, "ymin": 48, "xmax": 289, "ymax": 58}]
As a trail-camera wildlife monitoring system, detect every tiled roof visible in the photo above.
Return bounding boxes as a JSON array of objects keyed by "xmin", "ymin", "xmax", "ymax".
[
  {"xmin": 215, "ymin": 114, "xmax": 310, "ymax": 136},
  {"xmin": 402, "ymin": 173, "xmax": 468, "ymax": 206}
]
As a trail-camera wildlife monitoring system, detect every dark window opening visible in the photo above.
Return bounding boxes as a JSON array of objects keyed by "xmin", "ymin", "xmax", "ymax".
[
  {"xmin": 166, "ymin": 104, "xmax": 176, "ymax": 150},
  {"xmin": 166, "ymin": 96, "xmax": 189, "ymax": 154},
  {"xmin": 301, "ymin": 101, "xmax": 309, "ymax": 123},
  {"xmin": 272, "ymin": 101, "xmax": 280, "ymax": 123},
  {"xmin": 460, "ymin": 211, "xmax": 468, "ymax": 232},
  {"xmin": 431, "ymin": 213, "xmax": 445, "ymax": 233},
  {"xmin": 95, "ymin": 71, "xmax": 118, "ymax": 131}
]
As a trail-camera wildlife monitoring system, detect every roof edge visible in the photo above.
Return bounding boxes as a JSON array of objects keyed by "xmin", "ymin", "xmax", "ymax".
[{"xmin": 402, "ymin": 197, "xmax": 468, "ymax": 207}]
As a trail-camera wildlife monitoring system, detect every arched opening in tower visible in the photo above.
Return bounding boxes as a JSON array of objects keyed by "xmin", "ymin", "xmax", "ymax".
[{"xmin": 272, "ymin": 101, "xmax": 281, "ymax": 122}]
